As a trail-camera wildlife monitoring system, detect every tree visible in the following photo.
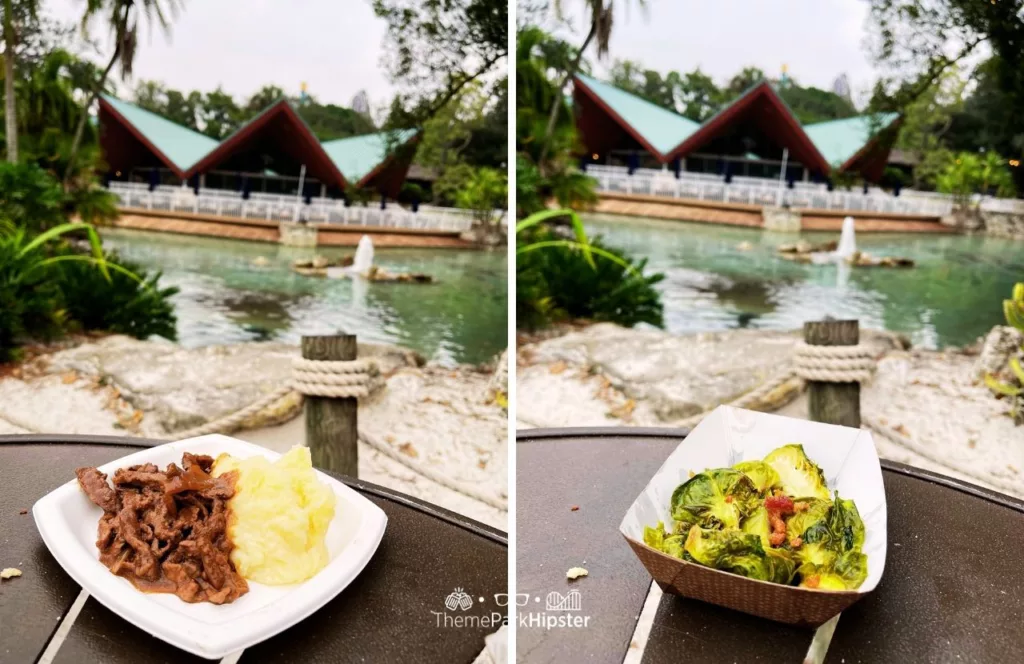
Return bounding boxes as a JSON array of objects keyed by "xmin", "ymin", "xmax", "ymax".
[
  {"xmin": 371, "ymin": 0, "xmax": 507, "ymax": 125},
  {"xmin": 936, "ymin": 150, "xmax": 1016, "ymax": 202},
  {"xmin": 455, "ymin": 166, "xmax": 506, "ymax": 227},
  {"xmin": 297, "ymin": 100, "xmax": 376, "ymax": 141},
  {"xmin": 538, "ymin": 1, "xmax": 647, "ymax": 165},
  {"xmin": 199, "ymin": 87, "xmax": 240, "ymax": 139},
  {"xmin": 415, "ymin": 80, "xmax": 488, "ymax": 176},
  {"xmin": 65, "ymin": 0, "xmax": 181, "ymax": 186},
  {"xmin": 777, "ymin": 83, "xmax": 858, "ymax": 124},
  {"xmin": 243, "ymin": 84, "xmax": 285, "ymax": 116},
  {"xmin": 894, "ymin": 68, "xmax": 966, "ymax": 188},
  {"xmin": 725, "ymin": 66, "xmax": 765, "ymax": 97},
  {"xmin": 678, "ymin": 68, "xmax": 721, "ymax": 122},
  {"xmin": 2, "ymin": 0, "xmax": 40, "ymax": 162}
]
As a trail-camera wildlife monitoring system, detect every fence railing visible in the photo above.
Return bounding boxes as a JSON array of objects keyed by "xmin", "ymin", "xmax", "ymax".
[
  {"xmin": 586, "ymin": 166, "xmax": 959, "ymax": 216},
  {"xmin": 106, "ymin": 182, "xmax": 493, "ymax": 233}
]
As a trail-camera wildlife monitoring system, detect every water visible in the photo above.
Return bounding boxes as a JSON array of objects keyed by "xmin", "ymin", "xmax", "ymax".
[
  {"xmin": 584, "ymin": 214, "xmax": 1024, "ymax": 349},
  {"xmin": 100, "ymin": 229, "xmax": 507, "ymax": 365}
]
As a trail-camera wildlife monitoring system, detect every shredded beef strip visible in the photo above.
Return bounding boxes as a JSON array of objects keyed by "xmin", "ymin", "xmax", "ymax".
[{"xmin": 74, "ymin": 455, "xmax": 248, "ymax": 604}]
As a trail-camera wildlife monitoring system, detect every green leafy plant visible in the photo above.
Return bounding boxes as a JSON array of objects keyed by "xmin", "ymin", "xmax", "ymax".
[
  {"xmin": 54, "ymin": 248, "xmax": 178, "ymax": 341},
  {"xmin": 0, "ymin": 162, "xmax": 65, "ymax": 232},
  {"xmin": 984, "ymin": 283, "xmax": 1024, "ymax": 424},
  {"xmin": 516, "ymin": 209, "xmax": 664, "ymax": 330},
  {"xmin": 455, "ymin": 167, "xmax": 507, "ymax": 226},
  {"xmin": 936, "ymin": 151, "xmax": 1017, "ymax": 203}
]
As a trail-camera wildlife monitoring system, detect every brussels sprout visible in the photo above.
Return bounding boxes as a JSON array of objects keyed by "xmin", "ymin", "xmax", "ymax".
[
  {"xmin": 829, "ymin": 492, "xmax": 866, "ymax": 552},
  {"xmin": 742, "ymin": 506, "xmax": 772, "ymax": 549},
  {"xmin": 763, "ymin": 444, "xmax": 830, "ymax": 500},
  {"xmin": 643, "ymin": 523, "xmax": 666, "ymax": 550},
  {"xmin": 765, "ymin": 548, "xmax": 797, "ymax": 585},
  {"xmin": 670, "ymin": 469, "xmax": 759, "ymax": 530},
  {"xmin": 785, "ymin": 498, "xmax": 833, "ymax": 543},
  {"xmin": 684, "ymin": 526, "xmax": 794, "ymax": 584},
  {"xmin": 643, "ymin": 522, "xmax": 685, "ymax": 559},
  {"xmin": 733, "ymin": 460, "xmax": 781, "ymax": 494},
  {"xmin": 834, "ymin": 550, "xmax": 868, "ymax": 588}
]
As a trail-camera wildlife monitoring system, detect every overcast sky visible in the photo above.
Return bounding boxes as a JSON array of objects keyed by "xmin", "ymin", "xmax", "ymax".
[
  {"xmin": 46, "ymin": 0, "xmax": 397, "ymax": 110},
  {"xmin": 550, "ymin": 0, "xmax": 879, "ymax": 106}
]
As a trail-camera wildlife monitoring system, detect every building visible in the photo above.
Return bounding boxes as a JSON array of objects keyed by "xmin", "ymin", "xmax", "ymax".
[
  {"xmin": 573, "ymin": 74, "xmax": 900, "ymax": 186},
  {"xmin": 99, "ymin": 95, "xmax": 419, "ymax": 201}
]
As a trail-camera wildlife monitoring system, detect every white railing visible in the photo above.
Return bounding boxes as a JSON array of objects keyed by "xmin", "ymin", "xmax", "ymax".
[
  {"xmin": 979, "ymin": 197, "xmax": 1024, "ymax": 214},
  {"xmin": 107, "ymin": 182, "xmax": 489, "ymax": 233},
  {"xmin": 585, "ymin": 165, "xmax": 967, "ymax": 216}
]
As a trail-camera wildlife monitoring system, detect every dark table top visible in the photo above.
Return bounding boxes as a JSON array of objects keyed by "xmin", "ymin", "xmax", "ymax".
[
  {"xmin": 0, "ymin": 434, "xmax": 507, "ymax": 663},
  {"xmin": 517, "ymin": 427, "xmax": 1024, "ymax": 664}
]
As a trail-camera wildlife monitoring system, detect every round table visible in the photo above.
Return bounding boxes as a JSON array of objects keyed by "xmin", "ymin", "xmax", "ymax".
[
  {"xmin": 517, "ymin": 427, "xmax": 1024, "ymax": 664},
  {"xmin": 0, "ymin": 435, "xmax": 507, "ymax": 663}
]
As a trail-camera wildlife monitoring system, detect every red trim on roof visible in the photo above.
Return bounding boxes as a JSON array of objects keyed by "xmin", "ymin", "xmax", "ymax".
[
  {"xmin": 184, "ymin": 101, "xmax": 348, "ymax": 189},
  {"xmin": 356, "ymin": 132, "xmax": 422, "ymax": 189},
  {"xmin": 98, "ymin": 97, "xmax": 188, "ymax": 178},
  {"xmin": 663, "ymin": 82, "xmax": 831, "ymax": 173},
  {"xmin": 838, "ymin": 116, "xmax": 902, "ymax": 175},
  {"xmin": 572, "ymin": 76, "xmax": 670, "ymax": 161}
]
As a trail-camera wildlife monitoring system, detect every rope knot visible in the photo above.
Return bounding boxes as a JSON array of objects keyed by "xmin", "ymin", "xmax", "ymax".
[
  {"xmin": 793, "ymin": 342, "xmax": 876, "ymax": 383},
  {"xmin": 290, "ymin": 357, "xmax": 380, "ymax": 398}
]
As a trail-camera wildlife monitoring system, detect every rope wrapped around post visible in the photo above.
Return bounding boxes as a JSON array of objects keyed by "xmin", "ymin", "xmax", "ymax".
[
  {"xmin": 290, "ymin": 357, "xmax": 378, "ymax": 398},
  {"xmin": 792, "ymin": 342, "xmax": 876, "ymax": 383}
]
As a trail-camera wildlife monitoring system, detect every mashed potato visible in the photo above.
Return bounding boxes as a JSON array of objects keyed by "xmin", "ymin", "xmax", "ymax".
[{"xmin": 213, "ymin": 446, "xmax": 336, "ymax": 585}]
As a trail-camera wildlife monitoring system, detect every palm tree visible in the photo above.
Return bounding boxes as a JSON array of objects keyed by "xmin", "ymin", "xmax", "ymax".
[
  {"xmin": 2, "ymin": 0, "xmax": 40, "ymax": 163},
  {"xmin": 64, "ymin": 0, "xmax": 181, "ymax": 186},
  {"xmin": 537, "ymin": 0, "xmax": 645, "ymax": 165}
]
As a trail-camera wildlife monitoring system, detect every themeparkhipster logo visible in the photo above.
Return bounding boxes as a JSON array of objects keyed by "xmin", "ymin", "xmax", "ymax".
[
  {"xmin": 517, "ymin": 589, "xmax": 592, "ymax": 630},
  {"xmin": 432, "ymin": 588, "xmax": 507, "ymax": 629}
]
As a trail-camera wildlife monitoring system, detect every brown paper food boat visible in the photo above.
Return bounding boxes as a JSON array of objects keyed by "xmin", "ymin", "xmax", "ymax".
[{"xmin": 619, "ymin": 406, "xmax": 887, "ymax": 627}]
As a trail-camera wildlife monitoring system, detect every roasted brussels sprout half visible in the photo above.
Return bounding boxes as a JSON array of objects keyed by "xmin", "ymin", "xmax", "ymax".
[
  {"xmin": 742, "ymin": 505, "xmax": 772, "ymax": 549},
  {"xmin": 763, "ymin": 444, "xmax": 830, "ymax": 500},
  {"xmin": 684, "ymin": 526, "xmax": 794, "ymax": 584},
  {"xmin": 733, "ymin": 460, "xmax": 781, "ymax": 494},
  {"xmin": 829, "ymin": 492, "xmax": 866, "ymax": 552},
  {"xmin": 643, "ymin": 522, "xmax": 684, "ymax": 558},
  {"xmin": 670, "ymin": 468, "xmax": 759, "ymax": 530}
]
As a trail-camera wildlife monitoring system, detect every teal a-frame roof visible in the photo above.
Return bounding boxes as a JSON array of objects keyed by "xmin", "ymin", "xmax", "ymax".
[
  {"xmin": 98, "ymin": 95, "xmax": 419, "ymax": 193},
  {"xmin": 573, "ymin": 74, "xmax": 900, "ymax": 178}
]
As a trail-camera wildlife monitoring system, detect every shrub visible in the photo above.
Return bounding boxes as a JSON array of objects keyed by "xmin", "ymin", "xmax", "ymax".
[
  {"xmin": 455, "ymin": 167, "xmax": 507, "ymax": 226},
  {"xmin": 984, "ymin": 283, "xmax": 1024, "ymax": 424},
  {"xmin": 0, "ymin": 162, "xmax": 65, "ymax": 233},
  {"xmin": 937, "ymin": 151, "xmax": 1017, "ymax": 202},
  {"xmin": 517, "ymin": 225, "xmax": 664, "ymax": 330},
  {"xmin": 54, "ymin": 248, "xmax": 179, "ymax": 341},
  {"xmin": 0, "ymin": 225, "xmax": 69, "ymax": 361}
]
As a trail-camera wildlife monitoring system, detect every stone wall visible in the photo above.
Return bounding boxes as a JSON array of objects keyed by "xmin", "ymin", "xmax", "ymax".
[
  {"xmin": 980, "ymin": 210, "xmax": 1024, "ymax": 239},
  {"xmin": 761, "ymin": 206, "xmax": 801, "ymax": 233}
]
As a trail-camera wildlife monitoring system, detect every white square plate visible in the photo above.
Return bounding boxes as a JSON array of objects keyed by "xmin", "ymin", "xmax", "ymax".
[
  {"xmin": 620, "ymin": 406, "xmax": 888, "ymax": 592},
  {"xmin": 33, "ymin": 434, "xmax": 388, "ymax": 659}
]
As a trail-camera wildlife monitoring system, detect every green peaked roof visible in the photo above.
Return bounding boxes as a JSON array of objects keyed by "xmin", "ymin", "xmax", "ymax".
[
  {"xmin": 576, "ymin": 73, "xmax": 699, "ymax": 156},
  {"xmin": 322, "ymin": 129, "xmax": 418, "ymax": 182},
  {"xmin": 804, "ymin": 113, "xmax": 900, "ymax": 167},
  {"xmin": 101, "ymin": 94, "xmax": 218, "ymax": 171}
]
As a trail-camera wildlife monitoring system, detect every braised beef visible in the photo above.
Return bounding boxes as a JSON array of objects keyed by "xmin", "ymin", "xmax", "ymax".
[{"xmin": 75, "ymin": 455, "xmax": 248, "ymax": 604}]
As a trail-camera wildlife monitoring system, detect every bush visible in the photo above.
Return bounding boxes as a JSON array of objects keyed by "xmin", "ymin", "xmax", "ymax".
[
  {"xmin": 937, "ymin": 151, "xmax": 1017, "ymax": 202},
  {"xmin": 517, "ymin": 226, "xmax": 665, "ymax": 330},
  {"xmin": 0, "ymin": 162, "xmax": 65, "ymax": 233},
  {"xmin": 984, "ymin": 283, "xmax": 1024, "ymax": 424},
  {"xmin": 54, "ymin": 248, "xmax": 179, "ymax": 341},
  {"xmin": 0, "ymin": 225, "xmax": 68, "ymax": 361},
  {"xmin": 455, "ymin": 167, "xmax": 507, "ymax": 225}
]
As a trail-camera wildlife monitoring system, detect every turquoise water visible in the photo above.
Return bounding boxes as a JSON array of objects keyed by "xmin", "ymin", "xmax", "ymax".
[
  {"xmin": 99, "ymin": 229, "xmax": 508, "ymax": 365},
  {"xmin": 584, "ymin": 215, "xmax": 1024, "ymax": 349}
]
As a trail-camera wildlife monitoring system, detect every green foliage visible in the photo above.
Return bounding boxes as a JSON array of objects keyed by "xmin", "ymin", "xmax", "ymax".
[
  {"xmin": 54, "ymin": 248, "xmax": 178, "ymax": 341},
  {"xmin": 777, "ymin": 84, "xmax": 858, "ymax": 125},
  {"xmin": 432, "ymin": 163, "xmax": 476, "ymax": 208},
  {"xmin": 0, "ymin": 162, "xmax": 64, "ymax": 231},
  {"xmin": 517, "ymin": 222, "xmax": 664, "ymax": 330},
  {"xmin": 935, "ymin": 151, "xmax": 1017, "ymax": 202},
  {"xmin": 0, "ymin": 224, "xmax": 67, "ymax": 361},
  {"xmin": 455, "ymin": 167, "xmax": 507, "ymax": 226},
  {"xmin": 984, "ymin": 283, "xmax": 1024, "ymax": 424}
]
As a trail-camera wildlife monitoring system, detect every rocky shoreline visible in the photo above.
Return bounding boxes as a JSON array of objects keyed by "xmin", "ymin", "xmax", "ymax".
[
  {"xmin": 517, "ymin": 322, "xmax": 1024, "ymax": 499},
  {"xmin": 0, "ymin": 335, "xmax": 508, "ymax": 529}
]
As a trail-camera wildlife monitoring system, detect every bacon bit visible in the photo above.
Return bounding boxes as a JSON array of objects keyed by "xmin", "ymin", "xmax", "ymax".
[
  {"xmin": 804, "ymin": 575, "xmax": 821, "ymax": 589},
  {"xmin": 765, "ymin": 495, "xmax": 795, "ymax": 547},
  {"xmin": 570, "ymin": 506, "xmax": 579, "ymax": 511},
  {"xmin": 794, "ymin": 502, "xmax": 809, "ymax": 513},
  {"xmin": 724, "ymin": 495, "xmax": 734, "ymax": 503},
  {"xmin": 789, "ymin": 537, "xmax": 803, "ymax": 548},
  {"xmin": 765, "ymin": 494, "xmax": 795, "ymax": 513}
]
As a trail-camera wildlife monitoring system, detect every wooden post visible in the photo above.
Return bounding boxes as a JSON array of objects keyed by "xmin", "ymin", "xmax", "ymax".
[
  {"xmin": 804, "ymin": 319, "xmax": 861, "ymax": 427},
  {"xmin": 302, "ymin": 334, "xmax": 358, "ymax": 476}
]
